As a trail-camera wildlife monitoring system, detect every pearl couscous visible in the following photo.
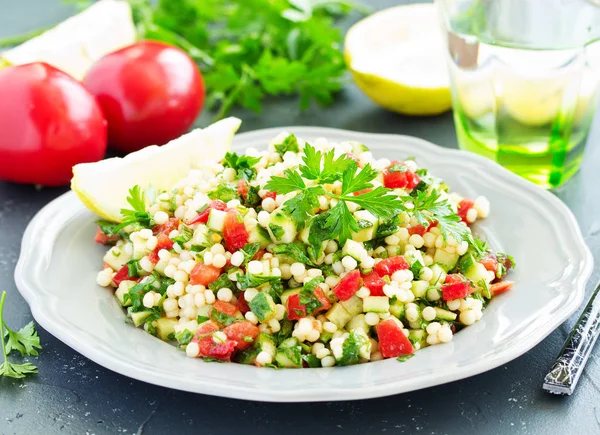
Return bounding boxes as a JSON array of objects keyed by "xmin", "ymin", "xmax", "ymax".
[{"xmin": 94, "ymin": 132, "xmax": 515, "ymax": 367}]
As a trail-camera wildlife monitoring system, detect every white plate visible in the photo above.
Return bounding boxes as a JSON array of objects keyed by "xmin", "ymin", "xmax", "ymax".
[{"xmin": 15, "ymin": 127, "xmax": 593, "ymax": 402}]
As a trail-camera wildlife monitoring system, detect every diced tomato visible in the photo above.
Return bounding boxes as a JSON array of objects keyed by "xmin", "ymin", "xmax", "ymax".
[
  {"xmin": 376, "ymin": 319, "xmax": 414, "ymax": 358},
  {"xmin": 479, "ymin": 253, "xmax": 498, "ymax": 273},
  {"xmin": 313, "ymin": 287, "xmax": 332, "ymax": 313},
  {"xmin": 237, "ymin": 293, "xmax": 251, "ymax": 314},
  {"xmin": 223, "ymin": 209, "xmax": 249, "ymax": 252},
  {"xmin": 223, "ymin": 321, "xmax": 260, "ymax": 350},
  {"xmin": 353, "ymin": 188, "xmax": 372, "ymax": 196},
  {"xmin": 362, "ymin": 271, "xmax": 386, "ymax": 297},
  {"xmin": 212, "ymin": 300, "xmax": 238, "ymax": 317},
  {"xmin": 441, "ymin": 274, "xmax": 473, "ymax": 300},
  {"xmin": 408, "ymin": 225, "xmax": 426, "ymax": 236},
  {"xmin": 287, "ymin": 294, "xmax": 306, "ymax": 321},
  {"xmin": 374, "ymin": 256, "xmax": 409, "ymax": 277},
  {"xmin": 382, "ymin": 163, "xmax": 420, "ymax": 190},
  {"xmin": 426, "ymin": 221, "xmax": 437, "ymax": 232},
  {"xmin": 198, "ymin": 334, "xmax": 236, "ymax": 361},
  {"xmin": 152, "ymin": 217, "xmax": 179, "ymax": 236},
  {"xmin": 333, "ymin": 270, "xmax": 362, "ymax": 302},
  {"xmin": 192, "ymin": 321, "xmax": 236, "ymax": 361},
  {"xmin": 148, "ymin": 233, "xmax": 175, "ymax": 263},
  {"xmin": 252, "ymin": 248, "xmax": 265, "ymax": 261},
  {"xmin": 237, "ymin": 179, "xmax": 249, "ymax": 200},
  {"xmin": 405, "ymin": 170, "xmax": 420, "ymax": 189},
  {"xmin": 112, "ymin": 265, "xmax": 136, "ymax": 286},
  {"xmin": 94, "ymin": 227, "xmax": 120, "ymax": 245},
  {"xmin": 189, "ymin": 263, "xmax": 222, "ymax": 286},
  {"xmin": 263, "ymin": 191, "xmax": 277, "ymax": 200},
  {"xmin": 490, "ymin": 281, "xmax": 514, "ymax": 296},
  {"xmin": 188, "ymin": 200, "xmax": 227, "ymax": 225},
  {"xmin": 457, "ymin": 198, "xmax": 475, "ymax": 224}
]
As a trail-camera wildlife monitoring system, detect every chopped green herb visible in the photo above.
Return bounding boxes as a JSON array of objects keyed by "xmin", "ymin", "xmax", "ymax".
[
  {"xmin": 172, "ymin": 224, "xmax": 193, "ymax": 246},
  {"xmin": 222, "ymin": 152, "xmax": 261, "ymax": 181},
  {"xmin": 175, "ymin": 330, "xmax": 194, "ymax": 346},
  {"xmin": 208, "ymin": 183, "xmax": 238, "ymax": 202},
  {"xmin": 210, "ymin": 307, "xmax": 237, "ymax": 326},
  {"xmin": 274, "ymin": 134, "xmax": 300, "ymax": 156},
  {"xmin": 269, "ymin": 224, "xmax": 285, "ymax": 241},
  {"xmin": 299, "ymin": 276, "xmax": 325, "ymax": 315},
  {"xmin": 271, "ymin": 241, "xmax": 314, "ymax": 266},
  {"xmin": 208, "ymin": 274, "xmax": 235, "ymax": 291},
  {"xmin": 397, "ymin": 354, "xmax": 415, "ymax": 362}
]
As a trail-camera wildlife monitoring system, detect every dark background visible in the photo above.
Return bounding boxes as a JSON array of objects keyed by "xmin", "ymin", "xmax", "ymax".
[{"xmin": 1, "ymin": 1, "xmax": 600, "ymax": 434}]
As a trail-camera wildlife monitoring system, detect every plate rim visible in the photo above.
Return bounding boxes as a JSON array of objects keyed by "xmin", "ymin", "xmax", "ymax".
[{"xmin": 15, "ymin": 127, "xmax": 594, "ymax": 402}]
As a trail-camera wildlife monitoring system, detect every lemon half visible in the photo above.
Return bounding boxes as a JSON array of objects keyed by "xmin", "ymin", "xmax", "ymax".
[
  {"xmin": 71, "ymin": 117, "xmax": 242, "ymax": 222},
  {"xmin": 1, "ymin": 0, "xmax": 136, "ymax": 80},
  {"xmin": 345, "ymin": 3, "xmax": 451, "ymax": 116}
]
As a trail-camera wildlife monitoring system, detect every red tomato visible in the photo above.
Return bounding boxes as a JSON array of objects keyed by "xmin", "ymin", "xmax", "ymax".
[
  {"xmin": 457, "ymin": 199, "xmax": 475, "ymax": 223},
  {"xmin": 112, "ymin": 265, "xmax": 136, "ymax": 287},
  {"xmin": 0, "ymin": 63, "xmax": 106, "ymax": 185},
  {"xmin": 353, "ymin": 188, "xmax": 372, "ymax": 196},
  {"xmin": 287, "ymin": 294, "xmax": 306, "ymax": 321},
  {"xmin": 442, "ymin": 274, "xmax": 472, "ymax": 300},
  {"xmin": 212, "ymin": 301, "xmax": 238, "ymax": 317},
  {"xmin": 374, "ymin": 256, "xmax": 409, "ymax": 277},
  {"xmin": 84, "ymin": 41, "xmax": 204, "ymax": 153},
  {"xmin": 333, "ymin": 270, "xmax": 362, "ymax": 301},
  {"xmin": 223, "ymin": 321, "xmax": 260, "ymax": 350},
  {"xmin": 237, "ymin": 179, "xmax": 249, "ymax": 200},
  {"xmin": 263, "ymin": 191, "xmax": 277, "ymax": 200},
  {"xmin": 149, "ymin": 233, "xmax": 175, "ymax": 263},
  {"xmin": 408, "ymin": 225, "xmax": 426, "ymax": 236},
  {"xmin": 223, "ymin": 210, "xmax": 249, "ymax": 252},
  {"xmin": 152, "ymin": 217, "xmax": 180, "ymax": 236},
  {"xmin": 362, "ymin": 271, "xmax": 386, "ymax": 297},
  {"xmin": 236, "ymin": 293, "xmax": 251, "ymax": 314},
  {"xmin": 382, "ymin": 164, "xmax": 420, "ymax": 190},
  {"xmin": 193, "ymin": 322, "xmax": 236, "ymax": 361},
  {"xmin": 190, "ymin": 263, "xmax": 222, "ymax": 286},
  {"xmin": 479, "ymin": 254, "xmax": 498, "ymax": 273},
  {"xmin": 313, "ymin": 287, "xmax": 332, "ymax": 313},
  {"xmin": 490, "ymin": 281, "xmax": 514, "ymax": 296},
  {"xmin": 188, "ymin": 200, "xmax": 227, "ymax": 225},
  {"xmin": 376, "ymin": 319, "xmax": 414, "ymax": 358},
  {"xmin": 94, "ymin": 227, "xmax": 119, "ymax": 245}
]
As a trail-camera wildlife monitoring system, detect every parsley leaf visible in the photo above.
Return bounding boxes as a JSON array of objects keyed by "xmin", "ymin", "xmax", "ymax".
[
  {"xmin": 4, "ymin": 321, "xmax": 42, "ymax": 357},
  {"xmin": 341, "ymin": 162, "xmax": 378, "ymax": 195},
  {"xmin": 271, "ymin": 241, "xmax": 314, "ymax": 266},
  {"xmin": 118, "ymin": 185, "xmax": 152, "ymax": 229},
  {"xmin": 337, "ymin": 330, "xmax": 367, "ymax": 366},
  {"xmin": 265, "ymin": 169, "xmax": 306, "ymax": 194},
  {"xmin": 208, "ymin": 183, "xmax": 239, "ymax": 202},
  {"xmin": 0, "ymin": 291, "xmax": 41, "ymax": 379},
  {"xmin": 240, "ymin": 243, "xmax": 261, "ymax": 265},
  {"xmin": 222, "ymin": 152, "xmax": 261, "ymax": 181},
  {"xmin": 274, "ymin": 134, "xmax": 300, "ymax": 156}
]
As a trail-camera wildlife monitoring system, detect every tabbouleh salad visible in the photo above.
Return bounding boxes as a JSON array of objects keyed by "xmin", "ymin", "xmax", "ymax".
[{"xmin": 95, "ymin": 133, "xmax": 515, "ymax": 368}]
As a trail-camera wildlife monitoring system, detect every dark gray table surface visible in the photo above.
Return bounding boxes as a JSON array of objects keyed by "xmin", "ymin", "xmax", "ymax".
[{"xmin": 1, "ymin": 1, "xmax": 599, "ymax": 434}]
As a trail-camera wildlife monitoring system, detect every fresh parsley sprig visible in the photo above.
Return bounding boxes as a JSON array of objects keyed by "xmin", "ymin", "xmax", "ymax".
[
  {"xmin": 117, "ymin": 185, "xmax": 153, "ymax": 230},
  {"xmin": 266, "ymin": 144, "xmax": 405, "ymax": 256},
  {"xmin": 1, "ymin": 291, "xmax": 42, "ymax": 379}
]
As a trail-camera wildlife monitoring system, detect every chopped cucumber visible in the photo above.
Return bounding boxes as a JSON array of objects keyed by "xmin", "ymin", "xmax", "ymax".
[
  {"xmin": 155, "ymin": 318, "xmax": 178, "ymax": 342},
  {"xmin": 463, "ymin": 262, "xmax": 492, "ymax": 286},
  {"xmin": 409, "ymin": 329, "xmax": 426, "ymax": 347},
  {"xmin": 363, "ymin": 296, "xmax": 390, "ymax": 313},
  {"xmin": 411, "ymin": 280, "xmax": 429, "ymax": 298},
  {"xmin": 207, "ymin": 208, "xmax": 227, "ymax": 232},
  {"xmin": 234, "ymin": 346, "xmax": 259, "ymax": 365},
  {"xmin": 255, "ymin": 332, "xmax": 277, "ymax": 356},
  {"xmin": 103, "ymin": 245, "xmax": 131, "ymax": 271},
  {"xmin": 342, "ymin": 239, "xmax": 364, "ymax": 261},
  {"xmin": 433, "ymin": 249, "xmax": 459, "ymax": 272},
  {"xmin": 325, "ymin": 303, "xmax": 352, "ymax": 329},
  {"xmin": 115, "ymin": 281, "xmax": 136, "ymax": 307},
  {"xmin": 275, "ymin": 337, "xmax": 302, "ymax": 368},
  {"xmin": 249, "ymin": 292, "xmax": 276, "ymax": 322},
  {"xmin": 130, "ymin": 310, "xmax": 154, "ymax": 327},
  {"xmin": 192, "ymin": 225, "xmax": 211, "ymax": 247},
  {"xmin": 389, "ymin": 298, "xmax": 405, "ymax": 320},
  {"xmin": 248, "ymin": 225, "xmax": 271, "ymax": 247},
  {"xmin": 434, "ymin": 307, "xmax": 457, "ymax": 321},
  {"xmin": 281, "ymin": 288, "xmax": 300, "ymax": 306},
  {"xmin": 346, "ymin": 314, "xmax": 370, "ymax": 333},
  {"xmin": 430, "ymin": 264, "xmax": 447, "ymax": 285},
  {"xmin": 340, "ymin": 295, "xmax": 363, "ymax": 317},
  {"xmin": 352, "ymin": 210, "xmax": 378, "ymax": 242},
  {"xmin": 132, "ymin": 238, "xmax": 149, "ymax": 260},
  {"xmin": 267, "ymin": 210, "xmax": 297, "ymax": 243}
]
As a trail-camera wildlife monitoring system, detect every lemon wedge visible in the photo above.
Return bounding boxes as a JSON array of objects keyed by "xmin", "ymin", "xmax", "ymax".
[
  {"xmin": 71, "ymin": 117, "xmax": 242, "ymax": 222},
  {"xmin": 344, "ymin": 3, "xmax": 451, "ymax": 116},
  {"xmin": 1, "ymin": 0, "xmax": 136, "ymax": 80}
]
